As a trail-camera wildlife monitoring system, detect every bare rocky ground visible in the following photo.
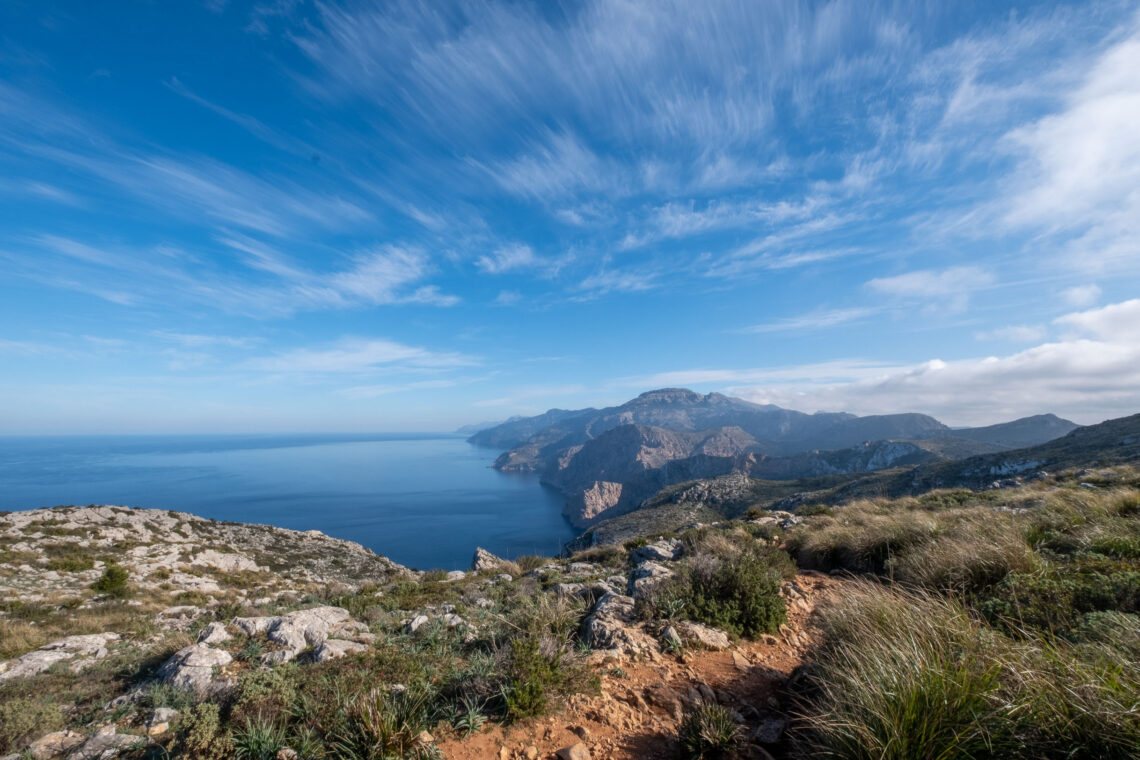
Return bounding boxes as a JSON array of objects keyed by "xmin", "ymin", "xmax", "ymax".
[{"xmin": 1, "ymin": 504, "xmax": 822, "ymax": 760}]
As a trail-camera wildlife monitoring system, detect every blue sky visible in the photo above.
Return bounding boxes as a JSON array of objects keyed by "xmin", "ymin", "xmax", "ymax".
[{"xmin": 1, "ymin": 0, "xmax": 1139, "ymax": 433}]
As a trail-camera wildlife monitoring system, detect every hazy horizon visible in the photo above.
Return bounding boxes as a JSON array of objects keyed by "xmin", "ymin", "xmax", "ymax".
[{"xmin": 2, "ymin": 1, "xmax": 1139, "ymax": 433}]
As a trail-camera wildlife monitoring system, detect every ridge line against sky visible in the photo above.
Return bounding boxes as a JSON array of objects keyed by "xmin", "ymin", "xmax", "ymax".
[{"xmin": 1, "ymin": 0, "xmax": 1139, "ymax": 433}]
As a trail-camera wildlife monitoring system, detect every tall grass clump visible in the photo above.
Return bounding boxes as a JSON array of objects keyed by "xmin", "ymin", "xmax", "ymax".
[
  {"xmin": 678, "ymin": 702, "xmax": 741, "ymax": 759},
  {"xmin": 795, "ymin": 582, "xmax": 1140, "ymax": 760}
]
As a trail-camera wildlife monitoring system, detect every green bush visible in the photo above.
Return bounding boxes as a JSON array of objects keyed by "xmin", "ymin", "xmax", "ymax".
[
  {"xmin": 91, "ymin": 563, "xmax": 130, "ymax": 596},
  {"xmin": 0, "ymin": 697, "xmax": 64, "ymax": 754},
  {"xmin": 231, "ymin": 664, "xmax": 299, "ymax": 723},
  {"xmin": 173, "ymin": 703, "xmax": 235, "ymax": 760},
  {"xmin": 504, "ymin": 637, "xmax": 563, "ymax": 720},
  {"xmin": 678, "ymin": 702, "xmax": 740, "ymax": 759},
  {"xmin": 979, "ymin": 557, "xmax": 1140, "ymax": 635},
  {"xmin": 681, "ymin": 545, "xmax": 787, "ymax": 638}
]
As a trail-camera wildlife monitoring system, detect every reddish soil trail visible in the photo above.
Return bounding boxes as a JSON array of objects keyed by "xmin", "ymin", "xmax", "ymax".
[{"xmin": 439, "ymin": 572, "xmax": 842, "ymax": 760}]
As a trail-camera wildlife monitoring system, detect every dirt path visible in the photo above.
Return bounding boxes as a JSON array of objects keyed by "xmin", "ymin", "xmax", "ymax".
[{"xmin": 439, "ymin": 572, "xmax": 842, "ymax": 760}]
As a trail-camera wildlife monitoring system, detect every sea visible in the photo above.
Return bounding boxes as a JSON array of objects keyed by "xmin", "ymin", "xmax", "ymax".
[{"xmin": 0, "ymin": 434, "xmax": 577, "ymax": 570}]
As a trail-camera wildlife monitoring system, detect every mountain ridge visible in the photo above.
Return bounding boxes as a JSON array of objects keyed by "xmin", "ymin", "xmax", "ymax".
[{"xmin": 471, "ymin": 388, "xmax": 1080, "ymax": 527}]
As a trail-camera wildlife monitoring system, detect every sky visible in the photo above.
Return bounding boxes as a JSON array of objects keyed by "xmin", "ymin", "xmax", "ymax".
[{"xmin": 1, "ymin": 0, "xmax": 1139, "ymax": 434}]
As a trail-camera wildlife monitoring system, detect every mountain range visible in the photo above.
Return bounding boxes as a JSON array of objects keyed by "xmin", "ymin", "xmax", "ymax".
[{"xmin": 468, "ymin": 388, "xmax": 1080, "ymax": 528}]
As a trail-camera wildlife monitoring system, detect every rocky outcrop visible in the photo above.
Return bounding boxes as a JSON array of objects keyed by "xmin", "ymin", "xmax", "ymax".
[
  {"xmin": 231, "ymin": 606, "xmax": 371, "ymax": 664},
  {"xmin": 156, "ymin": 644, "xmax": 233, "ymax": 695},
  {"xmin": 67, "ymin": 724, "xmax": 141, "ymax": 760},
  {"xmin": 0, "ymin": 505, "xmax": 409, "ymax": 606},
  {"xmin": 580, "ymin": 593, "xmax": 655, "ymax": 658},
  {"xmin": 471, "ymin": 547, "xmax": 508, "ymax": 572},
  {"xmin": 312, "ymin": 639, "xmax": 368, "ymax": 662},
  {"xmin": 674, "ymin": 621, "xmax": 731, "ymax": 650},
  {"xmin": 0, "ymin": 633, "xmax": 119, "ymax": 681}
]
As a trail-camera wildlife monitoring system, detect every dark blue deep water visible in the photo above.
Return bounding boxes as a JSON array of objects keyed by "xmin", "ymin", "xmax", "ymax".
[{"xmin": 0, "ymin": 434, "xmax": 576, "ymax": 570}]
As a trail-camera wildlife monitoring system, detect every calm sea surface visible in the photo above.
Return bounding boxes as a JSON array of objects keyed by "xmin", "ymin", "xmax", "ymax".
[{"xmin": 0, "ymin": 434, "xmax": 576, "ymax": 570}]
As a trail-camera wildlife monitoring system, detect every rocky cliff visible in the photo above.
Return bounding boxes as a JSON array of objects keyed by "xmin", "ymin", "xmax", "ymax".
[{"xmin": 473, "ymin": 388, "xmax": 1078, "ymax": 528}]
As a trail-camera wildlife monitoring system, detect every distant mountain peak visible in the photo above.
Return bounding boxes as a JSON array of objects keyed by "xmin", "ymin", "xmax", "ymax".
[{"xmin": 630, "ymin": 388, "xmax": 706, "ymax": 404}]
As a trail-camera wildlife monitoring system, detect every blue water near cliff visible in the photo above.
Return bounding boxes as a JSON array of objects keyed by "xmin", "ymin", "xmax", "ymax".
[{"xmin": 0, "ymin": 434, "xmax": 576, "ymax": 570}]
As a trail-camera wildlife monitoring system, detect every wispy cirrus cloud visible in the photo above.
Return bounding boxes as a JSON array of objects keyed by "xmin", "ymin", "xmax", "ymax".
[
  {"xmin": 246, "ymin": 337, "xmax": 477, "ymax": 374},
  {"xmin": 866, "ymin": 266, "xmax": 994, "ymax": 312},
  {"xmin": 740, "ymin": 307, "xmax": 877, "ymax": 334}
]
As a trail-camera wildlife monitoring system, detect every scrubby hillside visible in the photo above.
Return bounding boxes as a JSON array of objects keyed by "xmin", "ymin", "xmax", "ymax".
[{"xmin": 3, "ymin": 464, "xmax": 1137, "ymax": 759}]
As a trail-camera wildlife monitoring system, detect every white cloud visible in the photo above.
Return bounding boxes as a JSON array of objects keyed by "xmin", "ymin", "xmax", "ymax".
[
  {"xmin": 474, "ymin": 384, "xmax": 588, "ymax": 408},
  {"xmin": 741, "ymin": 307, "xmax": 875, "ymax": 334},
  {"xmin": 245, "ymin": 338, "xmax": 477, "ymax": 374},
  {"xmin": 1060, "ymin": 283, "xmax": 1102, "ymax": 307},
  {"xmin": 866, "ymin": 266, "xmax": 994, "ymax": 311},
  {"xmin": 1002, "ymin": 16, "xmax": 1140, "ymax": 271},
  {"xmin": 576, "ymin": 267, "xmax": 658, "ymax": 298},
  {"xmin": 150, "ymin": 331, "xmax": 257, "ymax": 349},
  {"xmin": 1053, "ymin": 298, "xmax": 1140, "ymax": 341},
  {"xmin": 338, "ymin": 379, "xmax": 459, "ymax": 399},
  {"xmin": 494, "ymin": 290, "xmax": 522, "ymax": 306},
  {"xmin": 476, "ymin": 243, "xmax": 539, "ymax": 274},
  {"xmin": 974, "ymin": 325, "xmax": 1047, "ymax": 343},
  {"xmin": 707, "ymin": 299, "xmax": 1140, "ymax": 425}
]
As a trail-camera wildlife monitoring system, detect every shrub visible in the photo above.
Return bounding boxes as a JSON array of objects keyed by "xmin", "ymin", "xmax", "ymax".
[
  {"xmin": 0, "ymin": 697, "xmax": 64, "ymax": 754},
  {"xmin": 173, "ymin": 703, "xmax": 235, "ymax": 760},
  {"xmin": 503, "ymin": 637, "xmax": 563, "ymax": 720},
  {"xmin": 231, "ymin": 664, "xmax": 299, "ymax": 723},
  {"xmin": 681, "ymin": 544, "xmax": 787, "ymax": 638},
  {"xmin": 678, "ymin": 702, "xmax": 740, "ymax": 759},
  {"xmin": 91, "ymin": 564, "xmax": 130, "ymax": 597}
]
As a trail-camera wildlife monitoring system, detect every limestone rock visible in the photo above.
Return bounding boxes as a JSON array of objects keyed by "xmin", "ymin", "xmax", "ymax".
[
  {"xmin": 67, "ymin": 725, "xmax": 140, "ymax": 760},
  {"xmin": 405, "ymin": 615, "xmax": 430, "ymax": 634},
  {"xmin": 675, "ymin": 621, "xmax": 731, "ymax": 650},
  {"xmin": 235, "ymin": 606, "xmax": 357, "ymax": 659},
  {"xmin": 312, "ymin": 639, "xmax": 367, "ymax": 662},
  {"xmin": 630, "ymin": 538, "xmax": 683, "ymax": 563},
  {"xmin": 0, "ymin": 633, "xmax": 119, "ymax": 681},
  {"xmin": 191, "ymin": 549, "xmax": 260, "ymax": 572},
  {"xmin": 580, "ymin": 592, "xmax": 655, "ymax": 658},
  {"xmin": 157, "ymin": 644, "xmax": 232, "ymax": 694},
  {"xmin": 196, "ymin": 621, "xmax": 231, "ymax": 645},
  {"xmin": 471, "ymin": 546, "xmax": 508, "ymax": 572},
  {"xmin": 627, "ymin": 561, "xmax": 675, "ymax": 599},
  {"xmin": 146, "ymin": 708, "xmax": 179, "ymax": 737},
  {"xmin": 27, "ymin": 730, "xmax": 84, "ymax": 760},
  {"xmin": 556, "ymin": 742, "xmax": 591, "ymax": 760}
]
